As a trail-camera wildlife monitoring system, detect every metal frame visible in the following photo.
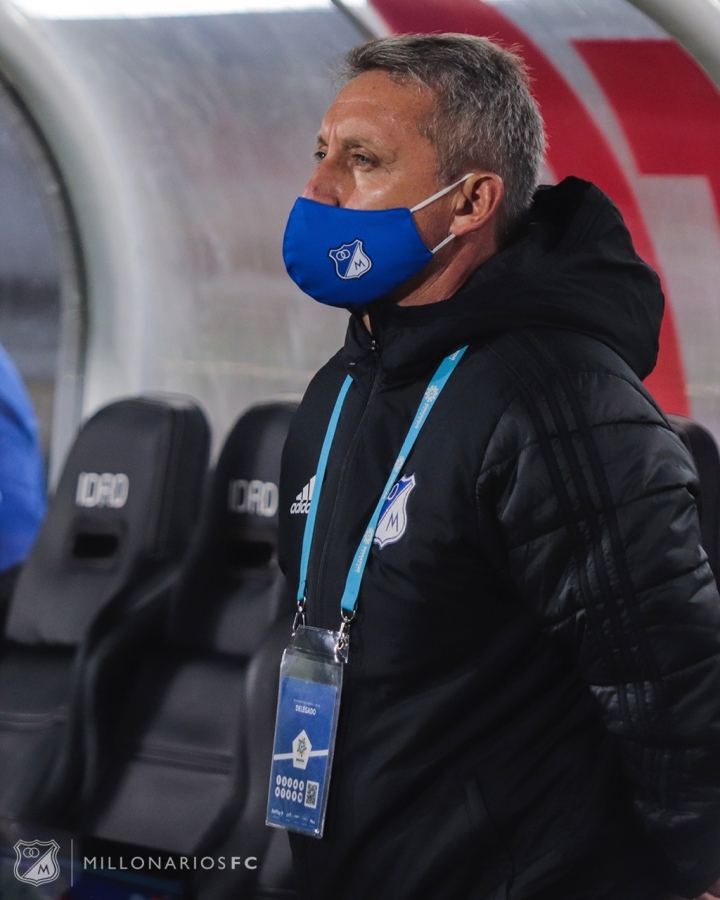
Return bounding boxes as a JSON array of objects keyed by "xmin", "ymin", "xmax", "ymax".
[{"xmin": 629, "ymin": 0, "xmax": 720, "ymax": 85}]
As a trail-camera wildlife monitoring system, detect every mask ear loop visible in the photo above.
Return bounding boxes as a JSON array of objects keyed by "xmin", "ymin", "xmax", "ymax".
[
  {"xmin": 410, "ymin": 173, "xmax": 475, "ymax": 254},
  {"xmin": 430, "ymin": 233, "xmax": 456, "ymax": 254},
  {"xmin": 410, "ymin": 173, "xmax": 475, "ymax": 213}
]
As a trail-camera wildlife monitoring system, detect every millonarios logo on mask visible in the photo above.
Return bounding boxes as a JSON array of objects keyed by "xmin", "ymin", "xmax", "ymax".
[{"xmin": 328, "ymin": 239, "xmax": 372, "ymax": 280}]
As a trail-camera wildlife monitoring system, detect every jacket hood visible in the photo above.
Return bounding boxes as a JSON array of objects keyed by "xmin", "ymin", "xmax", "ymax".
[{"xmin": 348, "ymin": 177, "xmax": 664, "ymax": 382}]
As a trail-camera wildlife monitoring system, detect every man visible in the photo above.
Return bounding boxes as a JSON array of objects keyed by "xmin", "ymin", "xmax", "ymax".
[
  {"xmin": 0, "ymin": 340, "xmax": 45, "ymax": 598},
  {"xmin": 277, "ymin": 34, "xmax": 720, "ymax": 899}
]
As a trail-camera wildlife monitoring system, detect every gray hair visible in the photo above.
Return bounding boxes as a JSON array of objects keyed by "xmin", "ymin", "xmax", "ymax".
[{"xmin": 341, "ymin": 34, "xmax": 546, "ymax": 238}]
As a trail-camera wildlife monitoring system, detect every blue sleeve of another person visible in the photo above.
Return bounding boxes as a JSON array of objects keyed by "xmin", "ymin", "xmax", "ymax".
[{"xmin": 0, "ymin": 343, "xmax": 46, "ymax": 572}]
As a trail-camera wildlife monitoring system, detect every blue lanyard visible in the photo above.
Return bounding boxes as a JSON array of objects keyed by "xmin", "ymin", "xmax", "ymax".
[{"xmin": 297, "ymin": 345, "xmax": 468, "ymax": 619}]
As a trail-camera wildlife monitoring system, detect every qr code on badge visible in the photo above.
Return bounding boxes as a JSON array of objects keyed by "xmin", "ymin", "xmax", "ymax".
[{"xmin": 304, "ymin": 781, "xmax": 319, "ymax": 809}]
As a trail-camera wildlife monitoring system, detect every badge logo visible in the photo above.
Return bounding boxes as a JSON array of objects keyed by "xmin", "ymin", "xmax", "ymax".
[
  {"xmin": 328, "ymin": 239, "xmax": 372, "ymax": 280},
  {"xmin": 374, "ymin": 474, "xmax": 416, "ymax": 549},
  {"xmin": 292, "ymin": 729, "xmax": 312, "ymax": 770},
  {"xmin": 13, "ymin": 840, "xmax": 61, "ymax": 886}
]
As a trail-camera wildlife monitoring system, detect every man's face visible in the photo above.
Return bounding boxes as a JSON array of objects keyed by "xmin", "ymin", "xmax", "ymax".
[{"xmin": 304, "ymin": 70, "xmax": 453, "ymax": 251}]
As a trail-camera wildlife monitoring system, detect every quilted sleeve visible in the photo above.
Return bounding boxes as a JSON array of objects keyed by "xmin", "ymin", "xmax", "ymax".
[{"xmin": 476, "ymin": 332, "xmax": 720, "ymax": 898}]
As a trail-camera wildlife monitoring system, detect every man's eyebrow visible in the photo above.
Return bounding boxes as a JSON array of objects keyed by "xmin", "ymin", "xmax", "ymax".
[{"xmin": 315, "ymin": 133, "xmax": 385, "ymax": 153}]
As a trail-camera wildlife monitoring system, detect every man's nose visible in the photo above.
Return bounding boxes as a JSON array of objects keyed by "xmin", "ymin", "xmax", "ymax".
[{"xmin": 302, "ymin": 162, "xmax": 343, "ymax": 206}]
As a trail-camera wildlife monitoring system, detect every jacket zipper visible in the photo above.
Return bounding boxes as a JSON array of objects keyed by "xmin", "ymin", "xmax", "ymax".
[{"xmin": 311, "ymin": 339, "xmax": 381, "ymax": 629}]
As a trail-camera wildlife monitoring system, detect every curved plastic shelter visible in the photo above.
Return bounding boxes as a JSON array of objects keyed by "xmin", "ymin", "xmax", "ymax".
[
  {"xmin": 0, "ymin": 0, "xmax": 719, "ymax": 482},
  {"xmin": 0, "ymin": 0, "xmax": 371, "ymax": 482}
]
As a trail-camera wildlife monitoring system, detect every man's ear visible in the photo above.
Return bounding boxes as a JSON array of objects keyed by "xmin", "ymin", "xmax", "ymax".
[{"xmin": 450, "ymin": 173, "xmax": 504, "ymax": 238}]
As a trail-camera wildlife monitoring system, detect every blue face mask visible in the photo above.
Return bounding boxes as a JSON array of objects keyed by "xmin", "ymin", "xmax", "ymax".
[{"xmin": 282, "ymin": 174, "xmax": 474, "ymax": 309}]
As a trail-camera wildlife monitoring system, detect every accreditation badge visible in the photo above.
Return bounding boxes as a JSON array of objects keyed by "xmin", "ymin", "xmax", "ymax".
[{"xmin": 266, "ymin": 625, "xmax": 345, "ymax": 838}]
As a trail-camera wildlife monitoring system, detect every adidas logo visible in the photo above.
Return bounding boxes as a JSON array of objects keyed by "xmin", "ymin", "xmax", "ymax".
[{"xmin": 290, "ymin": 475, "xmax": 316, "ymax": 515}]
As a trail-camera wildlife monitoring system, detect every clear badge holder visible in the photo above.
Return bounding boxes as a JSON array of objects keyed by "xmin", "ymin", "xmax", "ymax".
[{"xmin": 266, "ymin": 625, "xmax": 346, "ymax": 838}]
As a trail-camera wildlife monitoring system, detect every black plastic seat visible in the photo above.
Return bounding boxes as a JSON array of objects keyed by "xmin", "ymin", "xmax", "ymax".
[
  {"xmin": 79, "ymin": 401, "xmax": 297, "ymax": 898},
  {"xmin": 668, "ymin": 414, "xmax": 720, "ymax": 579},
  {"xmin": 0, "ymin": 395, "xmax": 209, "ymax": 824}
]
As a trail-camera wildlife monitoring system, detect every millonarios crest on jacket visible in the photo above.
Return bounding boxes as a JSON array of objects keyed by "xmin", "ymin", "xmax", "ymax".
[{"xmin": 374, "ymin": 474, "xmax": 416, "ymax": 549}]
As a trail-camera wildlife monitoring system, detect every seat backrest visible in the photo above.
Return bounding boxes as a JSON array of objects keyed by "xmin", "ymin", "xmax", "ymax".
[
  {"xmin": 668, "ymin": 413, "xmax": 720, "ymax": 580},
  {"xmin": 6, "ymin": 396, "xmax": 210, "ymax": 647},
  {"xmin": 168, "ymin": 400, "xmax": 297, "ymax": 656},
  {"xmin": 80, "ymin": 401, "xmax": 296, "ymax": 859}
]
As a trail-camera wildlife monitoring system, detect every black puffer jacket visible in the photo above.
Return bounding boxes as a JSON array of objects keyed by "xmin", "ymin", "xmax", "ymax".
[{"xmin": 278, "ymin": 178, "xmax": 720, "ymax": 899}]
